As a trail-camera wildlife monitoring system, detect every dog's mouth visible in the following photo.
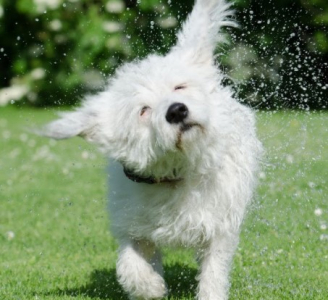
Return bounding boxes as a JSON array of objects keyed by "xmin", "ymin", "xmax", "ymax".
[
  {"xmin": 180, "ymin": 122, "xmax": 201, "ymax": 132},
  {"xmin": 175, "ymin": 122, "xmax": 204, "ymax": 150}
]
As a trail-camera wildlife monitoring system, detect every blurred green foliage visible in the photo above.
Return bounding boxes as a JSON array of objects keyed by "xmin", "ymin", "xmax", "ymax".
[
  {"xmin": 0, "ymin": 0, "xmax": 327, "ymax": 109},
  {"xmin": 229, "ymin": 0, "xmax": 328, "ymax": 109}
]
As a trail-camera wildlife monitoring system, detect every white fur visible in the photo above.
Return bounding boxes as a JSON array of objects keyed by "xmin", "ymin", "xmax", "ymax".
[{"xmin": 42, "ymin": 0, "xmax": 262, "ymax": 299}]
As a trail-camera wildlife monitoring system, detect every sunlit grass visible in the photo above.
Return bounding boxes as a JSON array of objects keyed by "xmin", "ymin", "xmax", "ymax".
[{"xmin": 1, "ymin": 106, "xmax": 327, "ymax": 299}]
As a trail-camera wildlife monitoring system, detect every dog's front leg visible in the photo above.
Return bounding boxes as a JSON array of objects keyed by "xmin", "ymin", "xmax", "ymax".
[
  {"xmin": 196, "ymin": 234, "xmax": 239, "ymax": 300},
  {"xmin": 116, "ymin": 239, "xmax": 166, "ymax": 300}
]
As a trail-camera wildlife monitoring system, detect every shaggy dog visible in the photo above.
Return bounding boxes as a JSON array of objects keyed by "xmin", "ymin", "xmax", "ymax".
[{"xmin": 42, "ymin": 0, "xmax": 262, "ymax": 299}]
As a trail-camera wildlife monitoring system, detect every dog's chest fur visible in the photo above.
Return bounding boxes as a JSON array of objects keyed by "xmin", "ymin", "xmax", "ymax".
[{"xmin": 108, "ymin": 159, "xmax": 235, "ymax": 247}]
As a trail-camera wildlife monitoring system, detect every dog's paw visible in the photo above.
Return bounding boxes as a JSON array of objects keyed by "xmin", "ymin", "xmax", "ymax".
[
  {"xmin": 134, "ymin": 272, "xmax": 166, "ymax": 300},
  {"xmin": 126, "ymin": 273, "xmax": 166, "ymax": 300},
  {"xmin": 117, "ymin": 259, "xmax": 166, "ymax": 300},
  {"xmin": 197, "ymin": 289, "xmax": 228, "ymax": 300},
  {"xmin": 128, "ymin": 280, "xmax": 166, "ymax": 300}
]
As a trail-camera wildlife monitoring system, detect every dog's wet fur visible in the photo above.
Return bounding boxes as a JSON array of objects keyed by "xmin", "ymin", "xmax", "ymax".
[{"xmin": 41, "ymin": 0, "xmax": 262, "ymax": 299}]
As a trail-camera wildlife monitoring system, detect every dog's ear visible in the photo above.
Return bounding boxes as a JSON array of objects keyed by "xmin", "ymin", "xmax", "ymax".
[
  {"xmin": 38, "ymin": 109, "xmax": 98, "ymax": 141},
  {"xmin": 172, "ymin": 0, "xmax": 236, "ymax": 65}
]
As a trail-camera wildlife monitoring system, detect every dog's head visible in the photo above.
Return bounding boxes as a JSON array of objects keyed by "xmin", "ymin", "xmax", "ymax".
[{"xmin": 41, "ymin": 0, "xmax": 236, "ymax": 178}]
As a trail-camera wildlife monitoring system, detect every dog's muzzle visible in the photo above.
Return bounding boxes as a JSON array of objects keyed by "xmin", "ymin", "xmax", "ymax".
[{"xmin": 165, "ymin": 102, "xmax": 202, "ymax": 134}]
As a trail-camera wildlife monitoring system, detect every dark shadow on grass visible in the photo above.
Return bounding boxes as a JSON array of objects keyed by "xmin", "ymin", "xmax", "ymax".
[
  {"xmin": 46, "ymin": 264, "xmax": 197, "ymax": 299},
  {"xmin": 48, "ymin": 268, "xmax": 126, "ymax": 299},
  {"xmin": 164, "ymin": 263, "xmax": 197, "ymax": 299}
]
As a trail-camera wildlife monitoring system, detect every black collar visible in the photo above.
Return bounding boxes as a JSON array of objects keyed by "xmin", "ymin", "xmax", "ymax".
[{"xmin": 123, "ymin": 167, "xmax": 183, "ymax": 184}]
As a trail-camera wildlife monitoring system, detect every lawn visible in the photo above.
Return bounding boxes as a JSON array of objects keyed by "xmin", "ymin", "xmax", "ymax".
[{"xmin": 0, "ymin": 106, "xmax": 327, "ymax": 299}]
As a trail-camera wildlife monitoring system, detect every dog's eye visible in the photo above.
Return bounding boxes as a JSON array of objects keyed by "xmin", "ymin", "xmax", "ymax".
[
  {"xmin": 174, "ymin": 84, "xmax": 186, "ymax": 91},
  {"xmin": 140, "ymin": 106, "xmax": 150, "ymax": 116}
]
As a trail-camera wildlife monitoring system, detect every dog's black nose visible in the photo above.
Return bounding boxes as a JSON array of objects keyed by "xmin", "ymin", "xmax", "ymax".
[{"xmin": 166, "ymin": 102, "xmax": 189, "ymax": 124}]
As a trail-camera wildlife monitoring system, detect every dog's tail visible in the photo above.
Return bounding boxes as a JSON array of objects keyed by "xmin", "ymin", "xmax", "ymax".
[{"xmin": 172, "ymin": 0, "xmax": 236, "ymax": 63}]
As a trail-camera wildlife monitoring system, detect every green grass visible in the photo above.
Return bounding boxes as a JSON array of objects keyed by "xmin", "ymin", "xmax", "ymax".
[{"xmin": 0, "ymin": 106, "xmax": 327, "ymax": 299}]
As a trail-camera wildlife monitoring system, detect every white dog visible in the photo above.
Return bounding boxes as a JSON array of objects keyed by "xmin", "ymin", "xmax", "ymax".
[{"xmin": 42, "ymin": 0, "xmax": 262, "ymax": 299}]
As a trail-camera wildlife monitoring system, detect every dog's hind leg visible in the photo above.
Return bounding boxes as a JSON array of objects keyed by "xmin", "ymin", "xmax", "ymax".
[
  {"xmin": 196, "ymin": 234, "xmax": 239, "ymax": 300},
  {"xmin": 116, "ymin": 239, "xmax": 166, "ymax": 300}
]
